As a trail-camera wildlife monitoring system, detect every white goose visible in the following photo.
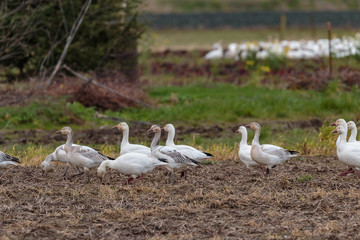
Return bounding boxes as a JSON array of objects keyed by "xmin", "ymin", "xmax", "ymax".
[
  {"xmin": 235, "ymin": 126, "xmax": 260, "ymax": 171},
  {"xmin": 347, "ymin": 121, "xmax": 359, "ymax": 143},
  {"xmin": 163, "ymin": 123, "xmax": 213, "ymax": 161},
  {"xmin": 40, "ymin": 144, "xmax": 98, "ymax": 176},
  {"xmin": 112, "ymin": 122, "xmax": 150, "ymax": 155},
  {"xmin": 332, "ymin": 125, "xmax": 360, "ymax": 177},
  {"xmin": 0, "ymin": 151, "xmax": 20, "ymax": 175},
  {"xmin": 246, "ymin": 122, "xmax": 298, "ymax": 176},
  {"xmin": 204, "ymin": 42, "xmax": 223, "ymax": 60},
  {"xmin": 331, "ymin": 119, "xmax": 360, "ymax": 176},
  {"xmin": 57, "ymin": 126, "xmax": 114, "ymax": 182},
  {"xmin": 97, "ymin": 152, "xmax": 168, "ymax": 185},
  {"xmin": 148, "ymin": 125, "xmax": 199, "ymax": 184}
]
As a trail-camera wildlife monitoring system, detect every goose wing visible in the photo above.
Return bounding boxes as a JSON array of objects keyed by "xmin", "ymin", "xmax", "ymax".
[
  {"xmin": 159, "ymin": 146, "xmax": 199, "ymax": 165},
  {"xmin": 0, "ymin": 151, "xmax": 20, "ymax": 164}
]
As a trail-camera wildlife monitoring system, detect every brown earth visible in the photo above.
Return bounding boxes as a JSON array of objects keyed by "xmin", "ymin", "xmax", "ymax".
[
  {"xmin": 1, "ymin": 118, "xmax": 323, "ymax": 145},
  {"xmin": 1, "ymin": 155, "xmax": 360, "ymax": 239}
]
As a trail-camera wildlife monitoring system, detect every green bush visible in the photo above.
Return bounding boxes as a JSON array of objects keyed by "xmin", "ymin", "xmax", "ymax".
[{"xmin": 0, "ymin": 0, "xmax": 145, "ymax": 79}]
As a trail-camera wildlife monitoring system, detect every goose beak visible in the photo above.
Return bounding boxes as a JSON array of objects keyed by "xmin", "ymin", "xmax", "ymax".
[
  {"xmin": 56, "ymin": 130, "xmax": 61, "ymax": 133},
  {"xmin": 331, "ymin": 129, "xmax": 338, "ymax": 133},
  {"xmin": 161, "ymin": 127, "xmax": 165, "ymax": 130},
  {"xmin": 235, "ymin": 129, "xmax": 240, "ymax": 133},
  {"xmin": 330, "ymin": 122, "xmax": 336, "ymax": 126},
  {"xmin": 245, "ymin": 124, "xmax": 250, "ymax": 128},
  {"xmin": 147, "ymin": 128, "xmax": 152, "ymax": 133},
  {"xmin": 112, "ymin": 125, "xmax": 118, "ymax": 129}
]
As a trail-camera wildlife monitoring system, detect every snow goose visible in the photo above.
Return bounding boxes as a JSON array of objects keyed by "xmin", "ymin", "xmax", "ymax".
[
  {"xmin": 163, "ymin": 123, "xmax": 213, "ymax": 161},
  {"xmin": 112, "ymin": 122, "xmax": 150, "ymax": 155},
  {"xmin": 0, "ymin": 151, "xmax": 20, "ymax": 175},
  {"xmin": 235, "ymin": 126, "xmax": 260, "ymax": 171},
  {"xmin": 332, "ymin": 125, "xmax": 360, "ymax": 177},
  {"xmin": 246, "ymin": 122, "xmax": 298, "ymax": 176},
  {"xmin": 40, "ymin": 144, "xmax": 97, "ymax": 176},
  {"xmin": 148, "ymin": 125, "xmax": 199, "ymax": 184},
  {"xmin": 57, "ymin": 126, "xmax": 114, "ymax": 182},
  {"xmin": 97, "ymin": 152, "xmax": 167, "ymax": 184},
  {"xmin": 347, "ymin": 121, "xmax": 359, "ymax": 143},
  {"xmin": 204, "ymin": 42, "xmax": 223, "ymax": 60}
]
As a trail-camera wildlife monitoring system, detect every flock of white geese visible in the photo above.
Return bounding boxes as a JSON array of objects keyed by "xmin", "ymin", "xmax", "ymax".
[
  {"xmin": 205, "ymin": 35, "xmax": 360, "ymax": 60},
  {"xmin": 0, "ymin": 119, "xmax": 359, "ymax": 183}
]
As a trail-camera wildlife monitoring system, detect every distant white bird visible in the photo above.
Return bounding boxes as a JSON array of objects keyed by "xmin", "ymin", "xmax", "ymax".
[
  {"xmin": 112, "ymin": 122, "xmax": 150, "ymax": 155},
  {"xmin": 57, "ymin": 126, "xmax": 114, "ymax": 182},
  {"xmin": 332, "ymin": 125, "xmax": 360, "ymax": 177},
  {"xmin": 204, "ymin": 42, "xmax": 223, "ymax": 60},
  {"xmin": 224, "ymin": 43, "xmax": 239, "ymax": 60},
  {"xmin": 163, "ymin": 123, "xmax": 213, "ymax": 161},
  {"xmin": 0, "ymin": 151, "xmax": 20, "ymax": 175},
  {"xmin": 97, "ymin": 152, "xmax": 167, "ymax": 185},
  {"xmin": 247, "ymin": 122, "xmax": 298, "ymax": 176},
  {"xmin": 148, "ymin": 125, "xmax": 199, "ymax": 184}
]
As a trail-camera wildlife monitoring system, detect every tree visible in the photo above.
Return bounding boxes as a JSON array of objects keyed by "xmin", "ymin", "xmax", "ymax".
[{"xmin": 0, "ymin": 0, "xmax": 145, "ymax": 82}]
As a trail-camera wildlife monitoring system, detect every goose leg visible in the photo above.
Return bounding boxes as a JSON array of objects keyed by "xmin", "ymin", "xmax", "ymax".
[
  {"xmin": 125, "ymin": 177, "xmax": 134, "ymax": 185},
  {"xmin": 339, "ymin": 168, "xmax": 354, "ymax": 176},
  {"xmin": 69, "ymin": 171, "xmax": 84, "ymax": 179},
  {"xmin": 62, "ymin": 164, "xmax": 70, "ymax": 177},
  {"xmin": 86, "ymin": 171, "xmax": 91, "ymax": 183},
  {"xmin": 181, "ymin": 168, "xmax": 190, "ymax": 179}
]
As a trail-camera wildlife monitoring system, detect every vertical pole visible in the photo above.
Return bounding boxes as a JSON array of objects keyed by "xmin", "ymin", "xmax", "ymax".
[
  {"xmin": 327, "ymin": 22, "xmax": 332, "ymax": 77},
  {"xmin": 280, "ymin": 14, "xmax": 287, "ymax": 41}
]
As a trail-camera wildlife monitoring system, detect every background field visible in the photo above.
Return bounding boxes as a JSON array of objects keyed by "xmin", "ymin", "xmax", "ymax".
[{"xmin": 2, "ymin": 2, "xmax": 360, "ymax": 237}]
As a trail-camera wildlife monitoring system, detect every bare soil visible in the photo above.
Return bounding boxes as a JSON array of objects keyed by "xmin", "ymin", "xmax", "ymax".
[
  {"xmin": 1, "ymin": 155, "xmax": 360, "ymax": 239},
  {"xmin": 1, "ymin": 118, "xmax": 323, "ymax": 145}
]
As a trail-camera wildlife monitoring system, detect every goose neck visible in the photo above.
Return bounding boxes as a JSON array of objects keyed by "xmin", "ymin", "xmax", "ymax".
[
  {"xmin": 349, "ymin": 127, "xmax": 357, "ymax": 142},
  {"xmin": 151, "ymin": 131, "xmax": 161, "ymax": 150},
  {"xmin": 64, "ymin": 131, "xmax": 73, "ymax": 152},
  {"xmin": 251, "ymin": 127, "xmax": 261, "ymax": 146},
  {"xmin": 166, "ymin": 129, "xmax": 175, "ymax": 146},
  {"xmin": 239, "ymin": 131, "xmax": 248, "ymax": 147},
  {"xmin": 121, "ymin": 128, "xmax": 130, "ymax": 146}
]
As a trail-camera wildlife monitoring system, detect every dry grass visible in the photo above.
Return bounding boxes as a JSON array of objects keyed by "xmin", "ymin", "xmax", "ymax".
[{"xmin": 1, "ymin": 155, "xmax": 360, "ymax": 239}]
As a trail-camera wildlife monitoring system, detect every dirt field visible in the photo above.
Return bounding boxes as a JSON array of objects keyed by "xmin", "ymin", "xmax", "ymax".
[{"xmin": 1, "ymin": 155, "xmax": 360, "ymax": 239}]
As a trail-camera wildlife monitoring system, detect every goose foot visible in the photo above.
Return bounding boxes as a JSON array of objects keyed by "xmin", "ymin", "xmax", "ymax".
[
  {"xmin": 69, "ymin": 171, "xmax": 84, "ymax": 179},
  {"xmin": 125, "ymin": 177, "xmax": 134, "ymax": 185},
  {"xmin": 339, "ymin": 168, "xmax": 354, "ymax": 176}
]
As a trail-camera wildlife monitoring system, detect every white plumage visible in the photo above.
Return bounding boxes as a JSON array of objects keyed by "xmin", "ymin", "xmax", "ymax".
[
  {"xmin": 347, "ymin": 121, "xmax": 359, "ymax": 143},
  {"xmin": 0, "ymin": 151, "xmax": 20, "ymax": 168},
  {"xmin": 204, "ymin": 42, "xmax": 223, "ymax": 60},
  {"xmin": 247, "ymin": 122, "xmax": 297, "ymax": 175},
  {"xmin": 58, "ymin": 126, "xmax": 113, "ymax": 182},
  {"xmin": 148, "ymin": 125, "xmax": 199, "ymax": 184},
  {"xmin": 113, "ymin": 122, "xmax": 150, "ymax": 155},
  {"xmin": 97, "ymin": 152, "xmax": 167, "ymax": 184},
  {"xmin": 236, "ymin": 126, "xmax": 259, "ymax": 169},
  {"xmin": 163, "ymin": 123, "xmax": 213, "ymax": 161},
  {"xmin": 332, "ymin": 125, "xmax": 360, "ymax": 177}
]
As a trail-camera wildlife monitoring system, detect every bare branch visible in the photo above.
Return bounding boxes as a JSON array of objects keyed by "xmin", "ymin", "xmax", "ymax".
[
  {"xmin": 63, "ymin": 64, "xmax": 152, "ymax": 109},
  {"xmin": 44, "ymin": 0, "xmax": 92, "ymax": 90}
]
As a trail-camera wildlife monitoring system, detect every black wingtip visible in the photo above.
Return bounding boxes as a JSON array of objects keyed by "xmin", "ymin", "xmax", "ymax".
[
  {"xmin": 158, "ymin": 158, "xmax": 168, "ymax": 163},
  {"xmin": 203, "ymin": 152, "xmax": 213, "ymax": 157},
  {"xmin": 288, "ymin": 150, "xmax": 299, "ymax": 155},
  {"xmin": 107, "ymin": 156, "xmax": 115, "ymax": 160},
  {"xmin": 191, "ymin": 159, "xmax": 200, "ymax": 165},
  {"xmin": 11, "ymin": 156, "xmax": 21, "ymax": 164}
]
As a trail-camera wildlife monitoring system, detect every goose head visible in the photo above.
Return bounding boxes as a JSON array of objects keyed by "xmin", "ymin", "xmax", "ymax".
[
  {"xmin": 40, "ymin": 158, "xmax": 54, "ymax": 174},
  {"xmin": 162, "ymin": 123, "xmax": 175, "ymax": 132},
  {"xmin": 245, "ymin": 122, "xmax": 261, "ymax": 130},
  {"xmin": 330, "ymin": 119, "xmax": 346, "ymax": 127},
  {"xmin": 332, "ymin": 125, "xmax": 346, "ymax": 134},
  {"xmin": 57, "ymin": 126, "xmax": 72, "ymax": 135},
  {"xmin": 347, "ymin": 121, "xmax": 357, "ymax": 130},
  {"xmin": 148, "ymin": 125, "xmax": 161, "ymax": 133},
  {"xmin": 235, "ymin": 126, "xmax": 247, "ymax": 134},
  {"xmin": 112, "ymin": 122, "xmax": 129, "ymax": 131}
]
